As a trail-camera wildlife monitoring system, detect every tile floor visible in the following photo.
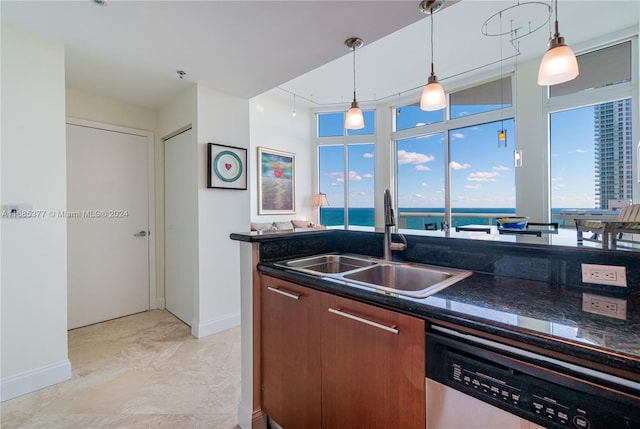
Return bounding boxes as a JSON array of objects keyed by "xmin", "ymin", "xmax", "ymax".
[{"xmin": 1, "ymin": 310, "xmax": 241, "ymax": 428}]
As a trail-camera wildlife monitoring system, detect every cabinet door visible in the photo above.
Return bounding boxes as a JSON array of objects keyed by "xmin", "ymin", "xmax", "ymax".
[
  {"xmin": 260, "ymin": 275, "xmax": 322, "ymax": 429},
  {"xmin": 321, "ymin": 294, "xmax": 426, "ymax": 429}
]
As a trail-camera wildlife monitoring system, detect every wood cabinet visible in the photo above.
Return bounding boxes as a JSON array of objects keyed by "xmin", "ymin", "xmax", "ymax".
[
  {"xmin": 321, "ymin": 293, "xmax": 426, "ymax": 429},
  {"xmin": 260, "ymin": 274, "xmax": 425, "ymax": 429},
  {"xmin": 260, "ymin": 275, "xmax": 322, "ymax": 429}
]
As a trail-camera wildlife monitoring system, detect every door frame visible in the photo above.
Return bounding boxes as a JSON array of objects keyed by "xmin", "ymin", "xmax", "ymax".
[{"xmin": 66, "ymin": 117, "xmax": 157, "ymax": 311}]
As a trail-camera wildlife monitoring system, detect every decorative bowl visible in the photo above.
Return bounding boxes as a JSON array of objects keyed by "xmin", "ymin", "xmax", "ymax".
[{"xmin": 496, "ymin": 217, "xmax": 529, "ymax": 229}]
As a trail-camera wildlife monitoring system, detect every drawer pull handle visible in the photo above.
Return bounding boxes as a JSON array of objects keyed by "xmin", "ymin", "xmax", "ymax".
[
  {"xmin": 328, "ymin": 308, "xmax": 399, "ymax": 334},
  {"xmin": 267, "ymin": 286, "xmax": 300, "ymax": 300}
]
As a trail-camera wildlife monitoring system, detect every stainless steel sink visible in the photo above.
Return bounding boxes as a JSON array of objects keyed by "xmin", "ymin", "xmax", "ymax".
[
  {"xmin": 281, "ymin": 254, "xmax": 377, "ymax": 274},
  {"xmin": 275, "ymin": 253, "xmax": 472, "ymax": 299},
  {"xmin": 343, "ymin": 263, "xmax": 472, "ymax": 298}
]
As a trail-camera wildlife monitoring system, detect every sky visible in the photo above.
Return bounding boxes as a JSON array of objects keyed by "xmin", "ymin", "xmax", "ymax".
[{"xmin": 318, "ymin": 103, "xmax": 600, "ymax": 210}]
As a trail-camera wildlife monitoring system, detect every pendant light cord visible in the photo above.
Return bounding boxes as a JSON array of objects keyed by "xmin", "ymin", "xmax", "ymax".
[
  {"xmin": 430, "ymin": 9, "xmax": 435, "ymax": 75},
  {"xmin": 352, "ymin": 45, "xmax": 357, "ymax": 102}
]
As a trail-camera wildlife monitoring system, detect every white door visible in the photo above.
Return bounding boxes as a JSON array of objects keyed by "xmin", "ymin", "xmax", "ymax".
[
  {"xmin": 67, "ymin": 122, "xmax": 151, "ymax": 329},
  {"xmin": 164, "ymin": 128, "xmax": 195, "ymax": 326}
]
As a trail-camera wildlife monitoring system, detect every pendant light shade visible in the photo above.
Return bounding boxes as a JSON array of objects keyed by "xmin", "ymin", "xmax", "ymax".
[
  {"xmin": 420, "ymin": 74, "xmax": 446, "ymax": 111},
  {"xmin": 345, "ymin": 101, "xmax": 365, "ymax": 129},
  {"xmin": 420, "ymin": 2, "xmax": 446, "ymax": 111},
  {"xmin": 537, "ymin": 0, "xmax": 579, "ymax": 86},
  {"xmin": 344, "ymin": 37, "xmax": 365, "ymax": 130}
]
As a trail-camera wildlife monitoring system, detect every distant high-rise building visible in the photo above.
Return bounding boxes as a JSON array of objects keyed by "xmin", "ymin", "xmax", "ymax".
[{"xmin": 594, "ymin": 99, "xmax": 633, "ymax": 209}]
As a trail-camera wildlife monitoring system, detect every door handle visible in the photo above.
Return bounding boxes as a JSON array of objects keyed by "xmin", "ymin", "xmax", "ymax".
[{"xmin": 134, "ymin": 230, "xmax": 148, "ymax": 237}]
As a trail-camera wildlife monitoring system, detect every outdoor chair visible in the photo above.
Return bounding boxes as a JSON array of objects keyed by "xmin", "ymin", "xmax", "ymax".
[{"xmin": 575, "ymin": 204, "xmax": 640, "ymax": 249}]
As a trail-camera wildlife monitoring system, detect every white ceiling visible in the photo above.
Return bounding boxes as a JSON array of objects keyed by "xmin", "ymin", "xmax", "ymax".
[{"xmin": 2, "ymin": 1, "xmax": 638, "ymax": 110}]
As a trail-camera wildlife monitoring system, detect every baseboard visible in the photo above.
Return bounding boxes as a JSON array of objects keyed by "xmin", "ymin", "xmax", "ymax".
[
  {"xmin": 1, "ymin": 359, "xmax": 71, "ymax": 402},
  {"xmin": 237, "ymin": 400, "xmax": 268, "ymax": 429},
  {"xmin": 191, "ymin": 312, "xmax": 240, "ymax": 338},
  {"xmin": 237, "ymin": 400, "xmax": 252, "ymax": 429}
]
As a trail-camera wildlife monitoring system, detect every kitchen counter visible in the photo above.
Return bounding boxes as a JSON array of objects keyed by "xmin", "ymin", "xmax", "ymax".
[
  {"xmin": 232, "ymin": 229, "xmax": 640, "ymax": 381},
  {"xmin": 258, "ymin": 264, "xmax": 640, "ymax": 380}
]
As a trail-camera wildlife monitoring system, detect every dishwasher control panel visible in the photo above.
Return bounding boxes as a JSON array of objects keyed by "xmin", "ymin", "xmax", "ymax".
[{"xmin": 426, "ymin": 332, "xmax": 640, "ymax": 429}]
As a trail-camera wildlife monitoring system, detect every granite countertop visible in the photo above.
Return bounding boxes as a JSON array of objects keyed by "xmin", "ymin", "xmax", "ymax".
[
  {"xmin": 231, "ymin": 228, "xmax": 639, "ymax": 380},
  {"xmin": 258, "ymin": 263, "xmax": 640, "ymax": 380}
]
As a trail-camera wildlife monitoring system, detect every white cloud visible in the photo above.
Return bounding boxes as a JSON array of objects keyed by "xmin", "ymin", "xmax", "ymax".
[
  {"xmin": 467, "ymin": 171, "xmax": 500, "ymax": 182},
  {"xmin": 413, "ymin": 193, "xmax": 425, "ymax": 199},
  {"xmin": 451, "ymin": 132, "xmax": 465, "ymax": 139},
  {"xmin": 492, "ymin": 165, "xmax": 509, "ymax": 171},
  {"xmin": 450, "ymin": 161, "xmax": 471, "ymax": 170},
  {"xmin": 362, "ymin": 173, "xmax": 373, "ymax": 178},
  {"xmin": 397, "ymin": 150, "xmax": 435, "ymax": 165},
  {"xmin": 575, "ymin": 149, "xmax": 588, "ymax": 154},
  {"xmin": 363, "ymin": 152, "xmax": 374, "ymax": 158},
  {"xmin": 464, "ymin": 184, "xmax": 481, "ymax": 190},
  {"xmin": 421, "ymin": 182, "xmax": 428, "ymax": 187},
  {"xmin": 415, "ymin": 165, "xmax": 431, "ymax": 171},
  {"xmin": 348, "ymin": 171, "xmax": 362, "ymax": 181}
]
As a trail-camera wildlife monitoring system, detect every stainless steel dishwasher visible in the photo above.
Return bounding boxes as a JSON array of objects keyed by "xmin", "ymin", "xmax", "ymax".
[{"xmin": 425, "ymin": 325, "xmax": 640, "ymax": 429}]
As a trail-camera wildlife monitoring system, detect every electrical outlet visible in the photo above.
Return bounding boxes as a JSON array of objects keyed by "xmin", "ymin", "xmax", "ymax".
[
  {"xmin": 582, "ymin": 293, "xmax": 627, "ymax": 320},
  {"xmin": 581, "ymin": 263, "xmax": 627, "ymax": 287}
]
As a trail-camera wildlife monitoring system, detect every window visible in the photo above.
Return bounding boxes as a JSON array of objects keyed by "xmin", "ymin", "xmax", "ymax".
[
  {"xmin": 394, "ymin": 104, "xmax": 443, "ymax": 131},
  {"xmin": 394, "ymin": 76, "xmax": 516, "ymax": 230},
  {"xmin": 548, "ymin": 40, "xmax": 635, "ymax": 219},
  {"xmin": 396, "ymin": 133, "xmax": 445, "ymax": 229},
  {"xmin": 449, "ymin": 119, "xmax": 516, "ymax": 223},
  {"xmin": 317, "ymin": 112, "xmax": 375, "ymax": 229},
  {"xmin": 550, "ymin": 99, "xmax": 633, "ymax": 212}
]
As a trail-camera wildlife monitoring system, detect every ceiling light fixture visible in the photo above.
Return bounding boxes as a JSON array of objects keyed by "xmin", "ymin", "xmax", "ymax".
[
  {"xmin": 176, "ymin": 70, "xmax": 186, "ymax": 79},
  {"xmin": 344, "ymin": 37, "xmax": 365, "ymax": 130},
  {"xmin": 419, "ymin": 0, "xmax": 446, "ymax": 112},
  {"xmin": 537, "ymin": 0, "xmax": 579, "ymax": 86}
]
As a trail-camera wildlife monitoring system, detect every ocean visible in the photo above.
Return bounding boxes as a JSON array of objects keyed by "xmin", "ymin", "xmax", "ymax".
[{"xmin": 320, "ymin": 207, "xmax": 571, "ymax": 229}]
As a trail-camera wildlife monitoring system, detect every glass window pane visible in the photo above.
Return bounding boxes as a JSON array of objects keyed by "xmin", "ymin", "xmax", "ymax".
[
  {"xmin": 450, "ymin": 77, "xmax": 512, "ymax": 119},
  {"xmin": 347, "ymin": 111, "xmax": 375, "ymax": 135},
  {"xmin": 347, "ymin": 144, "xmax": 375, "ymax": 228},
  {"xmin": 395, "ymin": 104, "xmax": 443, "ymax": 131},
  {"xmin": 318, "ymin": 145, "xmax": 345, "ymax": 226},
  {"xmin": 318, "ymin": 112, "xmax": 344, "ymax": 137},
  {"xmin": 551, "ymin": 99, "xmax": 633, "ymax": 216},
  {"xmin": 449, "ymin": 119, "xmax": 516, "ymax": 226},
  {"xmin": 397, "ymin": 133, "xmax": 445, "ymax": 230}
]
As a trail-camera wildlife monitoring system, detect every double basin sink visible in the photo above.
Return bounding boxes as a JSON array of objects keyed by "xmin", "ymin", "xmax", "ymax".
[{"xmin": 275, "ymin": 253, "xmax": 472, "ymax": 299}]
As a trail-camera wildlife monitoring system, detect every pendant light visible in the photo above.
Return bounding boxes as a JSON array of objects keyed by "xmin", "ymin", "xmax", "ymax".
[
  {"xmin": 537, "ymin": 0, "xmax": 579, "ymax": 86},
  {"xmin": 420, "ymin": 0, "xmax": 446, "ymax": 111},
  {"xmin": 497, "ymin": 11, "xmax": 507, "ymax": 147},
  {"xmin": 344, "ymin": 37, "xmax": 365, "ymax": 130}
]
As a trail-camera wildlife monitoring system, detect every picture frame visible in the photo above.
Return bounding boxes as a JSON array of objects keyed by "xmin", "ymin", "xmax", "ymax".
[
  {"xmin": 207, "ymin": 143, "xmax": 247, "ymax": 190},
  {"xmin": 258, "ymin": 147, "xmax": 295, "ymax": 214}
]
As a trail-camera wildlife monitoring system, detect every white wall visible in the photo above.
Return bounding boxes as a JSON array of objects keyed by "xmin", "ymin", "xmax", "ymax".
[
  {"xmin": 249, "ymin": 91, "xmax": 314, "ymax": 223},
  {"xmin": 514, "ymin": 56, "xmax": 548, "ymax": 222},
  {"xmin": 194, "ymin": 85, "xmax": 250, "ymax": 337},
  {"xmin": 1, "ymin": 25, "xmax": 70, "ymax": 401}
]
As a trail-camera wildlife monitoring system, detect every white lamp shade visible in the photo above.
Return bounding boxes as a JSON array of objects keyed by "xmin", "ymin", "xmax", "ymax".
[
  {"xmin": 537, "ymin": 44, "xmax": 579, "ymax": 86},
  {"xmin": 313, "ymin": 193, "xmax": 330, "ymax": 207},
  {"xmin": 344, "ymin": 106, "xmax": 365, "ymax": 129},
  {"xmin": 420, "ymin": 81, "xmax": 446, "ymax": 111}
]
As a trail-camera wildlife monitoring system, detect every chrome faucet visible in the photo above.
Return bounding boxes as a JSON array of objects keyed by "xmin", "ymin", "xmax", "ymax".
[{"xmin": 383, "ymin": 189, "xmax": 407, "ymax": 260}]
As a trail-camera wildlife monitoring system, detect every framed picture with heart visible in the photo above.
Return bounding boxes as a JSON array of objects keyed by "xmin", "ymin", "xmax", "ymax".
[{"xmin": 207, "ymin": 143, "xmax": 248, "ymax": 190}]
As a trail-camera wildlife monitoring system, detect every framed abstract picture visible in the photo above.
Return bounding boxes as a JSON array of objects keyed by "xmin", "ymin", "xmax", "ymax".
[
  {"xmin": 207, "ymin": 143, "xmax": 247, "ymax": 190},
  {"xmin": 258, "ymin": 147, "xmax": 295, "ymax": 214}
]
